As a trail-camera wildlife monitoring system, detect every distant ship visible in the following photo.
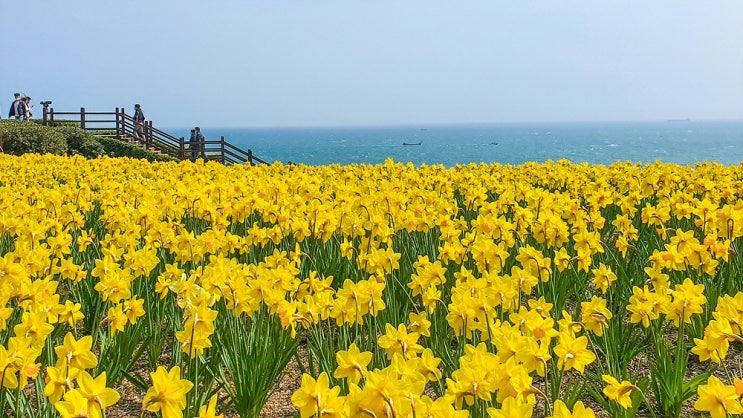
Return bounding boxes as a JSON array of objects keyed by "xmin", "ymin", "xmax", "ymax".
[
  {"xmin": 403, "ymin": 142, "xmax": 422, "ymax": 146},
  {"xmin": 667, "ymin": 118, "xmax": 691, "ymax": 122}
]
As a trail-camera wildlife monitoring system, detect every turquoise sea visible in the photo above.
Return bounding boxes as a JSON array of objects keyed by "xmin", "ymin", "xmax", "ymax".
[{"xmin": 172, "ymin": 120, "xmax": 743, "ymax": 167}]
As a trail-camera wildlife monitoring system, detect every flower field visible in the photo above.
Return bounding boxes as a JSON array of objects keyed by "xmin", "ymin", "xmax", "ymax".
[{"xmin": 1, "ymin": 153, "xmax": 742, "ymax": 418}]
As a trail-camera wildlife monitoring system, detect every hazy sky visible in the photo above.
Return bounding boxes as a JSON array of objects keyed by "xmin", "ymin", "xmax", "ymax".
[{"xmin": 2, "ymin": 1, "xmax": 742, "ymax": 128}]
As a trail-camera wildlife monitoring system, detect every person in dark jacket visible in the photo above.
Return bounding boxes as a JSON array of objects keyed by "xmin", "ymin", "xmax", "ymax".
[
  {"xmin": 188, "ymin": 129, "xmax": 198, "ymax": 161},
  {"xmin": 8, "ymin": 93, "xmax": 22, "ymax": 120},
  {"xmin": 133, "ymin": 104, "xmax": 146, "ymax": 141},
  {"xmin": 194, "ymin": 127, "xmax": 206, "ymax": 159}
]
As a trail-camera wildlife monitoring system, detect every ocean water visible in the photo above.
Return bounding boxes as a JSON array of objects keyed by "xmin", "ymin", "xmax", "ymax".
[{"xmin": 171, "ymin": 120, "xmax": 743, "ymax": 167}]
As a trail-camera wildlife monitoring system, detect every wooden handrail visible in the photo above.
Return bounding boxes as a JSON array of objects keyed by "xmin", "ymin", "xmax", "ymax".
[
  {"xmin": 223, "ymin": 140, "xmax": 250, "ymax": 159},
  {"xmin": 44, "ymin": 107, "xmax": 270, "ymax": 165}
]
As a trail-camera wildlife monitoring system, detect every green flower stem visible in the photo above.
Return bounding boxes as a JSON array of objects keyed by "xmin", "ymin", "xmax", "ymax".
[
  {"xmin": 14, "ymin": 384, "xmax": 21, "ymax": 418},
  {"xmin": 0, "ymin": 385, "xmax": 5, "ymax": 418},
  {"xmin": 638, "ymin": 389, "xmax": 658, "ymax": 418}
]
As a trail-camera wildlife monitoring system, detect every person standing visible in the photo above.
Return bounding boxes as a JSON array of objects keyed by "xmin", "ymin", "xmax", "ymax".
[
  {"xmin": 133, "ymin": 104, "xmax": 146, "ymax": 142},
  {"xmin": 8, "ymin": 93, "xmax": 22, "ymax": 120},
  {"xmin": 194, "ymin": 127, "xmax": 206, "ymax": 159},
  {"xmin": 188, "ymin": 129, "xmax": 198, "ymax": 161},
  {"xmin": 21, "ymin": 97, "xmax": 32, "ymax": 120}
]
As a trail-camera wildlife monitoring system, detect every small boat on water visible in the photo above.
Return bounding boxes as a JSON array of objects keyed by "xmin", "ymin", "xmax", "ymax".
[{"xmin": 403, "ymin": 142, "xmax": 422, "ymax": 146}]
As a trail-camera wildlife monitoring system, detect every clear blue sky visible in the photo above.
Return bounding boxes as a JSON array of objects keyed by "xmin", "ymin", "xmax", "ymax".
[{"xmin": 2, "ymin": 1, "xmax": 742, "ymax": 128}]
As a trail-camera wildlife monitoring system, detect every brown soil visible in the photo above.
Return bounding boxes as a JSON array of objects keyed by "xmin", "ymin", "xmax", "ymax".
[
  {"xmin": 102, "ymin": 347, "xmax": 305, "ymax": 418},
  {"xmin": 32, "ymin": 334, "xmax": 743, "ymax": 417}
]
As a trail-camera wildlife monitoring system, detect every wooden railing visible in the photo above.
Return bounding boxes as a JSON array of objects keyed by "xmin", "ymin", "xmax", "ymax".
[{"xmin": 43, "ymin": 107, "xmax": 268, "ymax": 165}]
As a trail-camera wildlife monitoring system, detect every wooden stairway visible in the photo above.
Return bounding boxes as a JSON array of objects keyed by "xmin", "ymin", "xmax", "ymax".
[
  {"xmin": 116, "ymin": 134, "xmax": 165, "ymax": 155},
  {"xmin": 43, "ymin": 106, "xmax": 267, "ymax": 165},
  {"xmin": 117, "ymin": 133, "xmax": 163, "ymax": 155}
]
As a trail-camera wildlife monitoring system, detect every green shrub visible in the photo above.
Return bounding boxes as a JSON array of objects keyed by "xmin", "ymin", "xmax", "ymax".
[
  {"xmin": 0, "ymin": 120, "xmax": 68, "ymax": 155},
  {"xmin": 2, "ymin": 120, "xmax": 175, "ymax": 162},
  {"xmin": 95, "ymin": 136, "xmax": 174, "ymax": 162},
  {"xmin": 55, "ymin": 126, "xmax": 106, "ymax": 159},
  {"xmin": 45, "ymin": 119, "xmax": 84, "ymax": 128}
]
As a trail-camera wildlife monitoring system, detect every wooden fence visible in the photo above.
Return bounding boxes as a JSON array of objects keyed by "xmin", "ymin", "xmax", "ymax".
[{"xmin": 42, "ymin": 107, "xmax": 267, "ymax": 165}]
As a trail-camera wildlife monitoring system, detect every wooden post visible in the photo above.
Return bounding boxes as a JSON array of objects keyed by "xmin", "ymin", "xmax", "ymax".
[
  {"xmin": 221, "ymin": 136, "xmax": 225, "ymax": 164},
  {"xmin": 247, "ymin": 149, "xmax": 253, "ymax": 165},
  {"xmin": 43, "ymin": 106, "xmax": 48, "ymax": 125},
  {"xmin": 80, "ymin": 107, "xmax": 86, "ymax": 130},
  {"xmin": 115, "ymin": 108, "xmax": 120, "ymax": 138},
  {"xmin": 121, "ymin": 108, "xmax": 126, "ymax": 136},
  {"xmin": 179, "ymin": 137, "xmax": 184, "ymax": 159},
  {"xmin": 147, "ymin": 121, "xmax": 153, "ymax": 150},
  {"xmin": 50, "ymin": 108, "xmax": 55, "ymax": 126}
]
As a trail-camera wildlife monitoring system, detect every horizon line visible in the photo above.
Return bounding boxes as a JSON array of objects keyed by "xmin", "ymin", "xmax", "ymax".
[{"xmin": 162, "ymin": 117, "xmax": 743, "ymax": 131}]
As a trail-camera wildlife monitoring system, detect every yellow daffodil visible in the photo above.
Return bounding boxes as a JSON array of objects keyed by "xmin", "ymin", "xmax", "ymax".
[
  {"xmin": 553, "ymin": 333, "xmax": 596, "ymax": 373},
  {"xmin": 196, "ymin": 394, "xmax": 224, "ymax": 418},
  {"xmin": 601, "ymin": 375, "xmax": 637, "ymax": 409},
  {"xmin": 581, "ymin": 296, "xmax": 612, "ymax": 336},
  {"xmin": 54, "ymin": 333, "xmax": 98, "ymax": 371},
  {"xmin": 334, "ymin": 343, "xmax": 373, "ymax": 384},
  {"xmin": 44, "ymin": 365, "xmax": 79, "ymax": 404},
  {"xmin": 694, "ymin": 376, "xmax": 743, "ymax": 418},
  {"xmin": 549, "ymin": 400, "xmax": 596, "ymax": 418},
  {"xmin": 291, "ymin": 372, "xmax": 345, "ymax": 418},
  {"xmin": 142, "ymin": 366, "xmax": 194, "ymax": 418},
  {"xmin": 591, "ymin": 263, "xmax": 617, "ymax": 293},
  {"xmin": 486, "ymin": 396, "xmax": 533, "ymax": 418},
  {"xmin": 76, "ymin": 371, "xmax": 120, "ymax": 416},
  {"xmin": 378, "ymin": 323, "xmax": 423, "ymax": 360},
  {"xmin": 55, "ymin": 389, "xmax": 93, "ymax": 418}
]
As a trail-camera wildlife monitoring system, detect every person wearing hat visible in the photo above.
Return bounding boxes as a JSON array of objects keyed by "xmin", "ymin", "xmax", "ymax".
[{"xmin": 132, "ymin": 104, "xmax": 146, "ymax": 142}]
